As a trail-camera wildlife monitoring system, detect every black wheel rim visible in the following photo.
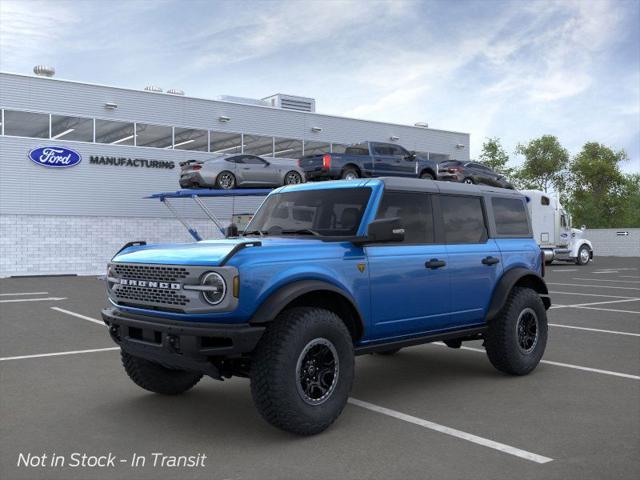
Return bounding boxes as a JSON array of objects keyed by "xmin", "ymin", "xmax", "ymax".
[
  {"xmin": 295, "ymin": 338, "xmax": 339, "ymax": 405},
  {"xmin": 219, "ymin": 173, "xmax": 234, "ymax": 189},
  {"xmin": 286, "ymin": 172, "xmax": 302, "ymax": 184},
  {"xmin": 516, "ymin": 307, "xmax": 539, "ymax": 354}
]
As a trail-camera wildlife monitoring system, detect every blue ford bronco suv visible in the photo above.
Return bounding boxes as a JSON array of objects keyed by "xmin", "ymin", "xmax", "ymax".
[{"xmin": 102, "ymin": 178, "xmax": 550, "ymax": 435}]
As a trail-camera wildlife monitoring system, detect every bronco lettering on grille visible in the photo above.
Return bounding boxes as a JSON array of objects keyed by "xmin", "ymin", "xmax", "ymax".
[{"xmin": 119, "ymin": 279, "xmax": 181, "ymax": 290}]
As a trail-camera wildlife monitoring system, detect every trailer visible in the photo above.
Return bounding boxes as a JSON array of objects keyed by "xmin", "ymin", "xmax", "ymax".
[{"xmin": 522, "ymin": 190, "xmax": 594, "ymax": 265}]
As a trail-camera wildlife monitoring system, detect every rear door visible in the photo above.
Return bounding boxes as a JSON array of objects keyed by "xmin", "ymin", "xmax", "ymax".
[
  {"xmin": 439, "ymin": 194, "xmax": 502, "ymax": 326},
  {"xmin": 366, "ymin": 190, "xmax": 451, "ymax": 340},
  {"xmin": 371, "ymin": 143, "xmax": 396, "ymax": 177}
]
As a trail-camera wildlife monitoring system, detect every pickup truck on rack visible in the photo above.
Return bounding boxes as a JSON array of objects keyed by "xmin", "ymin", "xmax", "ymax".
[
  {"xmin": 102, "ymin": 178, "xmax": 550, "ymax": 435},
  {"xmin": 299, "ymin": 141, "xmax": 439, "ymax": 181}
]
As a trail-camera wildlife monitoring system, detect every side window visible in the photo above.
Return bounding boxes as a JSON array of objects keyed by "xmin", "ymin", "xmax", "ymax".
[
  {"xmin": 541, "ymin": 196, "xmax": 550, "ymax": 206},
  {"xmin": 492, "ymin": 197, "xmax": 530, "ymax": 236},
  {"xmin": 375, "ymin": 191, "xmax": 434, "ymax": 244},
  {"xmin": 441, "ymin": 195, "xmax": 487, "ymax": 244},
  {"xmin": 560, "ymin": 214, "xmax": 567, "ymax": 228},
  {"xmin": 243, "ymin": 155, "xmax": 266, "ymax": 165},
  {"xmin": 373, "ymin": 145, "xmax": 392, "ymax": 156},
  {"xmin": 225, "ymin": 156, "xmax": 244, "ymax": 164},
  {"xmin": 388, "ymin": 145, "xmax": 408, "ymax": 157}
]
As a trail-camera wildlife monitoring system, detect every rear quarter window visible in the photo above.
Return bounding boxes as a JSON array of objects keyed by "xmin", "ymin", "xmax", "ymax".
[
  {"xmin": 440, "ymin": 195, "xmax": 487, "ymax": 244},
  {"xmin": 492, "ymin": 197, "xmax": 530, "ymax": 236}
]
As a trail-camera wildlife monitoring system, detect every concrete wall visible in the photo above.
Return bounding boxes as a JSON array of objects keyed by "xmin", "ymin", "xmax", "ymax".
[{"xmin": 586, "ymin": 228, "xmax": 640, "ymax": 257}]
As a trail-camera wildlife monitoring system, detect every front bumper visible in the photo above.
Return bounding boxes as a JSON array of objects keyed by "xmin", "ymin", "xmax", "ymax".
[{"xmin": 102, "ymin": 307, "xmax": 265, "ymax": 377}]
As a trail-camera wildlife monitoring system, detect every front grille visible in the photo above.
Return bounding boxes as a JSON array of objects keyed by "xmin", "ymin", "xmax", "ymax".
[
  {"xmin": 116, "ymin": 285, "xmax": 190, "ymax": 307},
  {"xmin": 113, "ymin": 264, "xmax": 189, "ymax": 282}
]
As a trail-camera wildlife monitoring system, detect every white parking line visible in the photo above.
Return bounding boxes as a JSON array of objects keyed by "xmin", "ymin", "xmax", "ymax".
[
  {"xmin": 573, "ymin": 278, "xmax": 640, "ymax": 284},
  {"xmin": 549, "ymin": 323, "xmax": 640, "ymax": 337},
  {"xmin": 0, "ymin": 292, "xmax": 49, "ymax": 296},
  {"xmin": 592, "ymin": 270, "xmax": 620, "ymax": 274},
  {"xmin": 434, "ymin": 344, "xmax": 640, "ymax": 380},
  {"xmin": 0, "ymin": 297, "xmax": 67, "ymax": 303},
  {"xmin": 547, "ymin": 282, "xmax": 640, "ymax": 291},
  {"xmin": 51, "ymin": 307, "xmax": 105, "ymax": 326},
  {"xmin": 550, "ymin": 298, "xmax": 640, "ymax": 309},
  {"xmin": 549, "ymin": 269, "xmax": 578, "ymax": 272},
  {"xmin": 620, "ymin": 275, "xmax": 640, "ymax": 279},
  {"xmin": 348, "ymin": 398, "xmax": 552, "ymax": 464},
  {"xmin": 0, "ymin": 347, "xmax": 119, "ymax": 362},
  {"xmin": 549, "ymin": 291, "xmax": 637, "ymax": 299},
  {"xmin": 572, "ymin": 306, "xmax": 640, "ymax": 315}
]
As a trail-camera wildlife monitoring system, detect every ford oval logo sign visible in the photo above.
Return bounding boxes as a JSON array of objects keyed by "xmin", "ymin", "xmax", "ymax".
[{"xmin": 28, "ymin": 146, "xmax": 82, "ymax": 168}]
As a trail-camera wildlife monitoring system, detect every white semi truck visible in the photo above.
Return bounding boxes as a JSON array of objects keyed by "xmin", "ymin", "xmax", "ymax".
[{"xmin": 521, "ymin": 190, "xmax": 594, "ymax": 265}]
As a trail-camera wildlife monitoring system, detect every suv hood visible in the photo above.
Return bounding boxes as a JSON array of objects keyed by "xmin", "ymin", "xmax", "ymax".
[{"xmin": 112, "ymin": 237, "xmax": 326, "ymax": 266}]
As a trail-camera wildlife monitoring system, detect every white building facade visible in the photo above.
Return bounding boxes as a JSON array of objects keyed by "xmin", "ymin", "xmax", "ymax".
[{"xmin": 0, "ymin": 72, "xmax": 470, "ymax": 276}]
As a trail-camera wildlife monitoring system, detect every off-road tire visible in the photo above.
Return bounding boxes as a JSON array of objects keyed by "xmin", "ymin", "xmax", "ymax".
[
  {"xmin": 121, "ymin": 351, "xmax": 202, "ymax": 395},
  {"xmin": 250, "ymin": 307, "xmax": 354, "ymax": 435},
  {"xmin": 377, "ymin": 348, "xmax": 402, "ymax": 355},
  {"xmin": 341, "ymin": 167, "xmax": 360, "ymax": 180},
  {"xmin": 215, "ymin": 171, "xmax": 236, "ymax": 189},
  {"xmin": 484, "ymin": 287, "xmax": 547, "ymax": 376},
  {"xmin": 576, "ymin": 245, "xmax": 591, "ymax": 265}
]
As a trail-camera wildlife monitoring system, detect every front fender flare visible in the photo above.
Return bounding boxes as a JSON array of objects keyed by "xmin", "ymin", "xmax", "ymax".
[
  {"xmin": 486, "ymin": 268, "xmax": 550, "ymax": 322},
  {"xmin": 249, "ymin": 279, "xmax": 365, "ymax": 330}
]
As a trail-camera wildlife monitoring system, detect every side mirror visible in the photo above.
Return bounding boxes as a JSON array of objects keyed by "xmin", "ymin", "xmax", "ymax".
[
  {"xmin": 405, "ymin": 151, "xmax": 416, "ymax": 160},
  {"xmin": 355, "ymin": 217, "xmax": 404, "ymax": 245},
  {"xmin": 226, "ymin": 223, "xmax": 239, "ymax": 238},
  {"xmin": 581, "ymin": 225, "xmax": 586, "ymax": 230}
]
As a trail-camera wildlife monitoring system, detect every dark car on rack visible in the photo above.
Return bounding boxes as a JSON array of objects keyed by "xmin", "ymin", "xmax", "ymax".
[
  {"xmin": 438, "ymin": 160, "xmax": 514, "ymax": 189},
  {"xmin": 298, "ymin": 141, "xmax": 439, "ymax": 181}
]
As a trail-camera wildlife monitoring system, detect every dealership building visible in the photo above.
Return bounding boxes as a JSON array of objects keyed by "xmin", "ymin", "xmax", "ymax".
[{"xmin": 0, "ymin": 69, "xmax": 470, "ymax": 277}]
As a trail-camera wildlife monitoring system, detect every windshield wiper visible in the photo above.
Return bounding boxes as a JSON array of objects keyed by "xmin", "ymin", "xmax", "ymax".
[
  {"xmin": 242, "ymin": 230, "xmax": 268, "ymax": 237},
  {"xmin": 281, "ymin": 228, "xmax": 322, "ymax": 237}
]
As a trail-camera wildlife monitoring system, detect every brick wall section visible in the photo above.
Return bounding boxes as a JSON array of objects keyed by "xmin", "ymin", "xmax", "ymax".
[
  {"xmin": 0, "ymin": 215, "xmax": 224, "ymax": 277},
  {"xmin": 585, "ymin": 228, "xmax": 640, "ymax": 257}
]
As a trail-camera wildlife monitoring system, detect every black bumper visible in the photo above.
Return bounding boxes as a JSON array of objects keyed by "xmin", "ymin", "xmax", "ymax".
[
  {"xmin": 304, "ymin": 168, "xmax": 336, "ymax": 180},
  {"xmin": 101, "ymin": 307, "xmax": 265, "ymax": 377}
]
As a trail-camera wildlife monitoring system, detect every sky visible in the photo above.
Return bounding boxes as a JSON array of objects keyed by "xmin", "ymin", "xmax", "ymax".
[{"xmin": 1, "ymin": 0, "xmax": 639, "ymax": 172}]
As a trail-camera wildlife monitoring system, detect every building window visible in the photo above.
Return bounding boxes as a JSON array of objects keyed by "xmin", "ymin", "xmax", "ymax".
[
  {"xmin": 303, "ymin": 140, "xmax": 331, "ymax": 156},
  {"xmin": 274, "ymin": 137, "xmax": 303, "ymax": 158},
  {"xmin": 173, "ymin": 127, "xmax": 208, "ymax": 151},
  {"xmin": 51, "ymin": 115, "xmax": 94, "ymax": 142},
  {"xmin": 135, "ymin": 123, "xmax": 173, "ymax": 149},
  {"xmin": 244, "ymin": 134, "xmax": 274, "ymax": 156},
  {"xmin": 210, "ymin": 131, "xmax": 243, "ymax": 154},
  {"xmin": 3, "ymin": 110, "xmax": 49, "ymax": 138},
  {"xmin": 95, "ymin": 119, "xmax": 135, "ymax": 145}
]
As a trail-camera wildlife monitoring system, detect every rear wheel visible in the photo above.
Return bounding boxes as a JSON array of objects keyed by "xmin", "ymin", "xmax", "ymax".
[
  {"xmin": 576, "ymin": 245, "xmax": 591, "ymax": 265},
  {"xmin": 250, "ymin": 307, "xmax": 354, "ymax": 435},
  {"xmin": 463, "ymin": 177, "xmax": 474, "ymax": 184},
  {"xmin": 216, "ymin": 171, "xmax": 236, "ymax": 189},
  {"xmin": 121, "ymin": 351, "xmax": 202, "ymax": 395},
  {"xmin": 341, "ymin": 167, "xmax": 360, "ymax": 180},
  {"xmin": 284, "ymin": 171, "xmax": 303, "ymax": 185},
  {"xmin": 485, "ymin": 287, "xmax": 547, "ymax": 375}
]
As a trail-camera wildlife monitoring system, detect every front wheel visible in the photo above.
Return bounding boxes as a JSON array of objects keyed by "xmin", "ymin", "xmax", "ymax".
[
  {"xmin": 284, "ymin": 170, "xmax": 304, "ymax": 185},
  {"xmin": 121, "ymin": 351, "xmax": 202, "ymax": 395},
  {"xmin": 484, "ymin": 287, "xmax": 547, "ymax": 376},
  {"xmin": 216, "ymin": 171, "xmax": 236, "ymax": 189},
  {"xmin": 576, "ymin": 245, "xmax": 591, "ymax": 265},
  {"xmin": 250, "ymin": 307, "xmax": 354, "ymax": 435},
  {"xmin": 463, "ymin": 177, "xmax": 474, "ymax": 184},
  {"xmin": 420, "ymin": 171, "xmax": 434, "ymax": 180}
]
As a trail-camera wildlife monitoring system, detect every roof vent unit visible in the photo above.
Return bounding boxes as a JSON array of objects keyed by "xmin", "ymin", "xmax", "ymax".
[
  {"xmin": 33, "ymin": 65, "xmax": 55, "ymax": 77},
  {"xmin": 144, "ymin": 85, "xmax": 163, "ymax": 93},
  {"xmin": 216, "ymin": 95, "xmax": 270, "ymax": 107},
  {"xmin": 167, "ymin": 88, "xmax": 185, "ymax": 96},
  {"xmin": 262, "ymin": 94, "xmax": 316, "ymax": 113}
]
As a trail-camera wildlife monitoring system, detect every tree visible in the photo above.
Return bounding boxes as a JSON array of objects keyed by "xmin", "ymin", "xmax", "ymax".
[
  {"xmin": 565, "ymin": 142, "xmax": 633, "ymax": 228},
  {"xmin": 479, "ymin": 137, "xmax": 511, "ymax": 174},
  {"xmin": 515, "ymin": 135, "xmax": 569, "ymax": 193}
]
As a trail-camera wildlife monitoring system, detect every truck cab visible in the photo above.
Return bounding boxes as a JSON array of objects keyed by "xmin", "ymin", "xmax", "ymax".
[{"xmin": 522, "ymin": 190, "xmax": 593, "ymax": 265}]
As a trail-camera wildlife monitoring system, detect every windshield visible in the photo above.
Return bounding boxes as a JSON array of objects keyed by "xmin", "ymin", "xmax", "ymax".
[{"xmin": 244, "ymin": 187, "xmax": 372, "ymax": 237}]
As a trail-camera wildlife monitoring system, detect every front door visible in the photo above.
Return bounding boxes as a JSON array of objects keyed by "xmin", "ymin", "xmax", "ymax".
[
  {"xmin": 439, "ymin": 194, "xmax": 503, "ymax": 326},
  {"xmin": 371, "ymin": 143, "xmax": 396, "ymax": 177},
  {"xmin": 239, "ymin": 155, "xmax": 273, "ymax": 185},
  {"xmin": 366, "ymin": 190, "xmax": 451, "ymax": 340}
]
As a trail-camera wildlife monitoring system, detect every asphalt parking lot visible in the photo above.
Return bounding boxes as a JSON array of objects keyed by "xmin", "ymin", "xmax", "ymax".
[{"xmin": 1, "ymin": 256, "xmax": 639, "ymax": 480}]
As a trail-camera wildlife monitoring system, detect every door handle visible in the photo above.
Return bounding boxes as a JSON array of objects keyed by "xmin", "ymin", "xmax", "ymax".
[
  {"xmin": 425, "ymin": 259, "xmax": 446, "ymax": 269},
  {"xmin": 482, "ymin": 256, "xmax": 500, "ymax": 266}
]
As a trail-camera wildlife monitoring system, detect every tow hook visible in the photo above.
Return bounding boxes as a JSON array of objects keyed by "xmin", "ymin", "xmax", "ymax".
[
  {"xmin": 167, "ymin": 334, "xmax": 181, "ymax": 353},
  {"xmin": 109, "ymin": 325, "xmax": 120, "ymax": 342}
]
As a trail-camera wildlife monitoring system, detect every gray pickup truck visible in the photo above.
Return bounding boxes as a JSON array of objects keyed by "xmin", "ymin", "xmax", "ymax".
[{"xmin": 299, "ymin": 141, "xmax": 439, "ymax": 181}]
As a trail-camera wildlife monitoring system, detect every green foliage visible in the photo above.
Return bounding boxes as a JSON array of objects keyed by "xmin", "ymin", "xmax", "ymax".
[
  {"xmin": 565, "ymin": 142, "xmax": 638, "ymax": 228},
  {"xmin": 515, "ymin": 135, "xmax": 569, "ymax": 193},
  {"xmin": 479, "ymin": 137, "xmax": 511, "ymax": 173}
]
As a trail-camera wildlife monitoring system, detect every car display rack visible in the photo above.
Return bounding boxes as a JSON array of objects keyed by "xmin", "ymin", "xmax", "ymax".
[{"xmin": 147, "ymin": 188, "xmax": 272, "ymax": 241}]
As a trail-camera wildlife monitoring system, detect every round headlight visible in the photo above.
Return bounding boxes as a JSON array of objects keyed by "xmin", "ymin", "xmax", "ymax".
[{"xmin": 201, "ymin": 272, "xmax": 226, "ymax": 305}]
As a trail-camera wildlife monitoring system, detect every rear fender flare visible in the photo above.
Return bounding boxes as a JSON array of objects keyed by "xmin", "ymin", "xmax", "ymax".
[{"xmin": 486, "ymin": 268, "xmax": 550, "ymax": 322}]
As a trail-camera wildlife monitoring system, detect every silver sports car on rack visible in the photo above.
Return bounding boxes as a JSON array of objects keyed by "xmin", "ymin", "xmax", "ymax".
[{"xmin": 179, "ymin": 154, "xmax": 306, "ymax": 189}]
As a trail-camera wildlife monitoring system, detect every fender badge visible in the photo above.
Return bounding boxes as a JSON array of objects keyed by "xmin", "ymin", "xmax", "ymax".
[{"xmin": 357, "ymin": 263, "xmax": 366, "ymax": 273}]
